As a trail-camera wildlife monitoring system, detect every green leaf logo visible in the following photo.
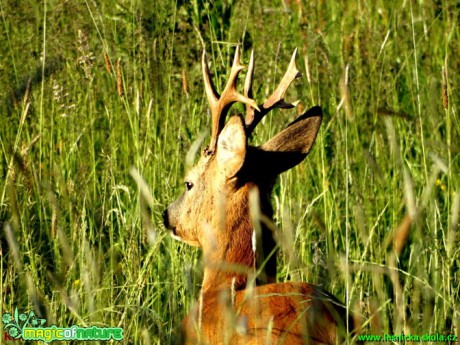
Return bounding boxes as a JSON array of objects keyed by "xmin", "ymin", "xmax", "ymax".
[{"xmin": 2, "ymin": 308, "xmax": 47, "ymax": 339}]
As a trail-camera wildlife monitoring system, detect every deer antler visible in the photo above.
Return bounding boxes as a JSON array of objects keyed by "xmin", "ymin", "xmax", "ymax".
[
  {"xmin": 202, "ymin": 46, "xmax": 259, "ymax": 155},
  {"xmin": 244, "ymin": 49, "xmax": 302, "ymax": 135}
]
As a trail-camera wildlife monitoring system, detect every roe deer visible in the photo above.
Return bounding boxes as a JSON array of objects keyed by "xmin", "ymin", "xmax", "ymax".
[{"xmin": 163, "ymin": 47, "xmax": 356, "ymax": 344}]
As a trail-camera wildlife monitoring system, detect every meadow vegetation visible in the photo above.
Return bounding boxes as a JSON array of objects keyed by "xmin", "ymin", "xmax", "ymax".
[{"xmin": 0, "ymin": 0, "xmax": 459, "ymax": 343}]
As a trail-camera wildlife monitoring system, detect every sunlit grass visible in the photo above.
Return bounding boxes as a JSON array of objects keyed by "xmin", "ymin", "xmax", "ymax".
[{"xmin": 0, "ymin": 1, "xmax": 459, "ymax": 344}]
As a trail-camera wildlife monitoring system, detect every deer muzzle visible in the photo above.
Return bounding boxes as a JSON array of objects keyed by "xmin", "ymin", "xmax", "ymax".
[{"xmin": 162, "ymin": 209, "xmax": 173, "ymax": 231}]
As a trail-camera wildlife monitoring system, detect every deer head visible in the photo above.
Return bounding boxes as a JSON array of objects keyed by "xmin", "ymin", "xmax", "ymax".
[{"xmin": 162, "ymin": 46, "xmax": 322, "ymax": 290}]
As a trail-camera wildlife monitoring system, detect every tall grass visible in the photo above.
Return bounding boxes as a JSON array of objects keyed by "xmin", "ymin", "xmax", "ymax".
[{"xmin": 1, "ymin": 1, "xmax": 459, "ymax": 344}]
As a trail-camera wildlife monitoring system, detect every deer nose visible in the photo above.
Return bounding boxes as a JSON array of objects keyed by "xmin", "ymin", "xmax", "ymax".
[{"xmin": 162, "ymin": 209, "xmax": 170, "ymax": 229}]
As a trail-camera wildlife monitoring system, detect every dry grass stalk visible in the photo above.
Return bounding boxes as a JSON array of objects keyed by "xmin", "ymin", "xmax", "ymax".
[
  {"xmin": 442, "ymin": 66, "xmax": 448, "ymax": 110},
  {"xmin": 104, "ymin": 52, "xmax": 112, "ymax": 74},
  {"xmin": 339, "ymin": 64, "xmax": 353, "ymax": 120},
  {"xmin": 393, "ymin": 214, "xmax": 412, "ymax": 255},
  {"xmin": 442, "ymin": 84, "xmax": 448, "ymax": 110},
  {"xmin": 3, "ymin": 223, "xmax": 23, "ymax": 271},
  {"xmin": 116, "ymin": 58, "xmax": 124, "ymax": 97},
  {"xmin": 182, "ymin": 68, "xmax": 189, "ymax": 96}
]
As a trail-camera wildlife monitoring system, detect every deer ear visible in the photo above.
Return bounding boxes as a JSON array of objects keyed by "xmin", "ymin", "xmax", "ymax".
[
  {"xmin": 258, "ymin": 106, "xmax": 322, "ymax": 175},
  {"xmin": 217, "ymin": 115, "xmax": 247, "ymax": 178}
]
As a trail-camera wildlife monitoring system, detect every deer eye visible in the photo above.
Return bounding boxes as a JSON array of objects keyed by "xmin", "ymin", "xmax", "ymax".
[{"xmin": 185, "ymin": 181, "xmax": 194, "ymax": 191}]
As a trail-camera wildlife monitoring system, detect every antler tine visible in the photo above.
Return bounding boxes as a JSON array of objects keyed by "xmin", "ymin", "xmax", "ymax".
[
  {"xmin": 245, "ymin": 49, "xmax": 302, "ymax": 135},
  {"xmin": 203, "ymin": 46, "xmax": 259, "ymax": 155},
  {"xmin": 202, "ymin": 50, "xmax": 219, "ymax": 106},
  {"xmin": 244, "ymin": 50, "xmax": 255, "ymax": 125}
]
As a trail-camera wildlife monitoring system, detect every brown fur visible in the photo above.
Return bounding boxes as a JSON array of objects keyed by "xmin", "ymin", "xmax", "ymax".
[{"xmin": 183, "ymin": 282, "xmax": 349, "ymax": 345}]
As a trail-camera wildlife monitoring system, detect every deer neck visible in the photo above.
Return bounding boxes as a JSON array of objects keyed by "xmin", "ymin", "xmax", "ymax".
[{"xmin": 200, "ymin": 186, "xmax": 257, "ymax": 293}]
